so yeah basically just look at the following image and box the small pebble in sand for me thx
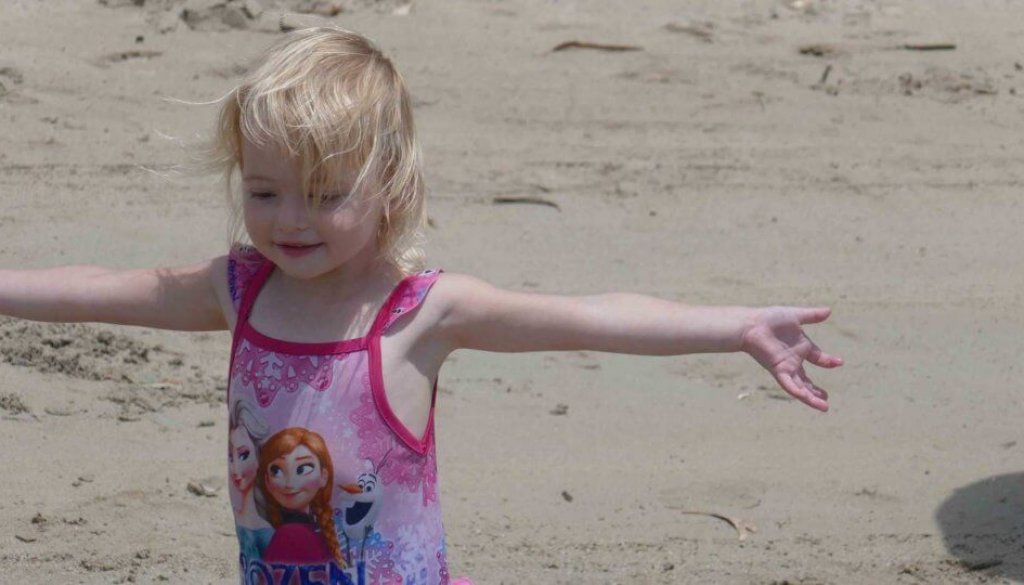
[296,0,345,17]
[187,481,220,497]
[221,5,250,30]
[561,490,573,502]
[242,0,263,19]
[549,403,569,416]
[72,474,95,487]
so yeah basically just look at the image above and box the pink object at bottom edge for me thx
[451,579,474,585]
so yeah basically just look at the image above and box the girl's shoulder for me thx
[386,271,498,343]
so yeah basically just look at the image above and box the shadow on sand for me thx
[935,472,1024,582]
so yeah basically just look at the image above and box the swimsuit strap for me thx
[226,256,275,406]
[233,258,276,340]
[227,245,266,313]
[368,268,444,338]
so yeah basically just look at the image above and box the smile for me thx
[275,243,322,257]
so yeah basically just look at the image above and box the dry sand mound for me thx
[98,0,412,33]
[0,318,225,419]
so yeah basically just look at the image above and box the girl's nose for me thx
[276,193,311,231]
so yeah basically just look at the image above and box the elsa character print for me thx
[229,399,274,564]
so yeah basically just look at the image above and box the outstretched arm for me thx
[0,257,229,331]
[430,273,842,411]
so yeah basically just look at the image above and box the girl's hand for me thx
[740,307,843,412]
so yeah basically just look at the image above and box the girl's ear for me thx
[376,210,388,241]
[375,196,391,243]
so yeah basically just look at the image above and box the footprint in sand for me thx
[0,66,25,101]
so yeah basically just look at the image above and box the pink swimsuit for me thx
[225,246,468,585]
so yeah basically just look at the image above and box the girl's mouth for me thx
[276,243,322,257]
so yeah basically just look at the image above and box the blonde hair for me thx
[210,27,426,274]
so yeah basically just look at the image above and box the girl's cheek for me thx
[325,204,366,226]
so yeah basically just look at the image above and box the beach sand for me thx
[1,0,1023,583]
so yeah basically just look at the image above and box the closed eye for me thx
[248,191,276,200]
[318,192,349,206]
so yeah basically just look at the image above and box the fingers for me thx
[798,306,832,325]
[776,371,829,412]
[798,368,829,401]
[806,342,844,368]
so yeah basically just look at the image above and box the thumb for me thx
[798,306,832,325]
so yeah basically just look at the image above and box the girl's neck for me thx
[275,257,401,304]
[251,256,402,344]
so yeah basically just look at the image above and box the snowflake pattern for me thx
[231,339,338,407]
[362,531,403,585]
[393,525,443,585]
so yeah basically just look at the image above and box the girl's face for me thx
[228,427,259,493]
[265,444,328,512]
[241,138,385,283]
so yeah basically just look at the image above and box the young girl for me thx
[0,27,842,585]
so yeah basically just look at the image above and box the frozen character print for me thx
[229,400,274,565]
[335,451,391,578]
[259,427,346,569]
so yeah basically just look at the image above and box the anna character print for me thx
[258,427,345,568]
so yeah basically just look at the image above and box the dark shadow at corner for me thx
[935,472,1024,582]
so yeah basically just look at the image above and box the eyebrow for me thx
[241,174,276,183]
[295,456,316,462]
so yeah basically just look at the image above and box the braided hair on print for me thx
[258,427,345,567]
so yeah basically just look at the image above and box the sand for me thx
[1,0,1023,583]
